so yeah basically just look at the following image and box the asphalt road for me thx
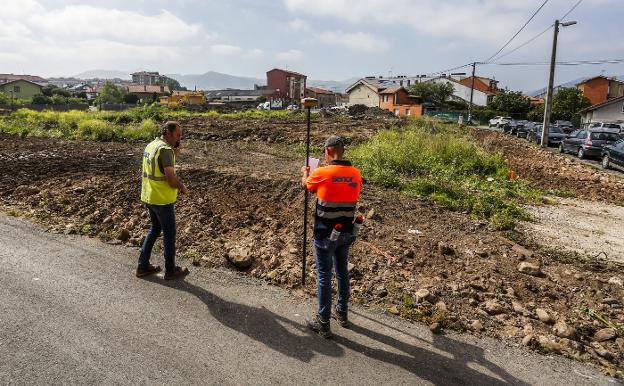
[0,215,620,386]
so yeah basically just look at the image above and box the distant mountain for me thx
[167,71,263,90]
[529,74,624,97]
[169,71,359,92]
[308,77,360,93]
[74,69,131,80]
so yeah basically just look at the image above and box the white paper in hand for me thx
[307,157,320,172]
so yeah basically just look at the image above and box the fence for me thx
[0,103,90,112]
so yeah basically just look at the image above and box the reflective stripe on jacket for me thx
[140,138,178,205]
[306,160,362,238]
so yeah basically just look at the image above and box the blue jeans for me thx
[314,233,356,321]
[138,203,176,272]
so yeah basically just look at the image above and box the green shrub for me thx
[350,118,542,226]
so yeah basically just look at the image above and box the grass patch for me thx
[0,106,305,142]
[0,108,160,142]
[350,117,544,229]
[5,208,22,217]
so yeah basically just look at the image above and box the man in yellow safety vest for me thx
[136,121,189,280]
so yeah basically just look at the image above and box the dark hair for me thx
[161,121,180,135]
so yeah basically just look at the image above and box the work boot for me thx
[332,308,350,328]
[306,314,332,339]
[136,264,161,278]
[164,266,190,280]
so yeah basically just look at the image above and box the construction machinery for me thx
[159,91,206,108]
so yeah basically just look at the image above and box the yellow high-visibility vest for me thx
[140,138,178,205]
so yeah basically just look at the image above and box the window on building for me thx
[622,102,624,113]
[383,95,389,103]
[407,80,411,86]
[406,109,411,116]
[13,86,20,93]
[394,109,399,116]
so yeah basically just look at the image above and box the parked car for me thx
[554,120,574,133]
[585,122,622,132]
[498,117,514,131]
[601,139,624,170]
[508,119,528,135]
[516,121,536,138]
[528,125,567,146]
[488,116,502,127]
[559,129,621,159]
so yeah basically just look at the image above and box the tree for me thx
[123,93,139,104]
[409,82,455,106]
[164,78,187,91]
[488,90,531,117]
[0,92,9,105]
[51,94,67,104]
[552,87,591,126]
[32,95,52,105]
[527,103,544,122]
[95,81,125,104]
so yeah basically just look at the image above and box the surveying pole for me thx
[468,62,476,124]
[541,20,577,147]
[301,97,318,286]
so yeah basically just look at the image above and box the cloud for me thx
[243,48,264,59]
[288,18,308,31]
[28,5,203,45]
[276,49,304,61]
[209,44,244,56]
[319,31,388,52]
[282,0,566,47]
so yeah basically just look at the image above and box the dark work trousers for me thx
[137,203,176,273]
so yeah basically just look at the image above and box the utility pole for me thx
[468,62,476,124]
[300,97,318,287]
[541,20,576,147]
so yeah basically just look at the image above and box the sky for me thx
[1,0,623,92]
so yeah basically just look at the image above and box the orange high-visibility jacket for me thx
[306,160,362,238]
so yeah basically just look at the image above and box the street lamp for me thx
[541,20,577,147]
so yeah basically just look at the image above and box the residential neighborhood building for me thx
[379,87,423,116]
[427,76,495,106]
[580,95,624,124]
[346,78,423,116]
[0,74,47,86]
[374,74,498,107]
[458,76,499,95]
[127,84,170,103]
[576,76,624,106]
[266,68,306,103]
[0,79,43,99]
[131,71,169,86]
[305,87,337,107]
[204,89,273,102]
[345,78,396,107]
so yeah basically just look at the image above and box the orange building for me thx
[576,76,624,106]
[458,76,499,94]
[379,87,423,117]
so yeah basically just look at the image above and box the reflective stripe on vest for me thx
[140,138,178,205]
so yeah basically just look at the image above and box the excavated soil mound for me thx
[472,128,624,204]
[1,119,623,377]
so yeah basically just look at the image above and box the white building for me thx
[580,96,624,124]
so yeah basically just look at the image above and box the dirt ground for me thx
[522,198,624,264]
[1,117,623,377]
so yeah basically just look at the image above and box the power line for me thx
[482,58,624,66]
[489,25,554,62]
[484,0,551,62]
[489,0,584,63]
[426,63,473,77]
[561,0,583,21]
